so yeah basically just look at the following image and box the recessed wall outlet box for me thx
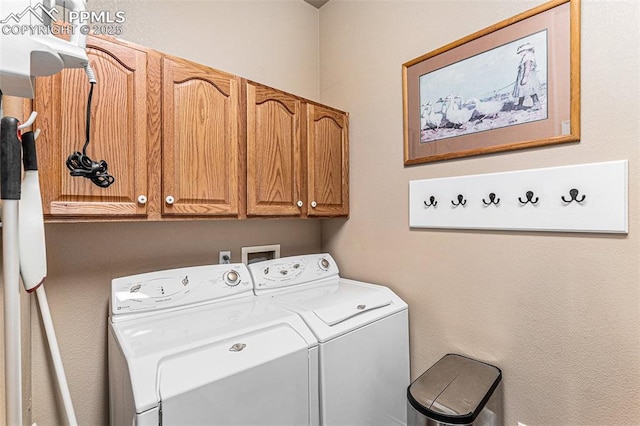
[219,251,231,264]
[241,244,280,265]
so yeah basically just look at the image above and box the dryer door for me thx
[158,324,316,425]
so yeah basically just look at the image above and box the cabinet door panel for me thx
[34,36,148,217]
[307,105,349,217]
[162,57,240,216]
[247,83,302,216]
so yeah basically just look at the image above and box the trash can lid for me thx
[407,354,502,424]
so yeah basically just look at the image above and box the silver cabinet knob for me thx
[297,200,303,208]
[165,195,175,205]
[137,195,147,205]
[311,201,318,208]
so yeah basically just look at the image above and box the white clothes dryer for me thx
[108,263,319,426]
[249,254,410,426]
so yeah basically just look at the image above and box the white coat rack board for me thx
[409,160,628,233]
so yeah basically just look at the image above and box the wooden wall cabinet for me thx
[34,35,149,218]
[306,104,349,217]
[33,35,347,221]
[247,82,303,216]
[161,55,242,217]
[247,82,349,217]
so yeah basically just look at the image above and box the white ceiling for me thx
[304,0,330,9]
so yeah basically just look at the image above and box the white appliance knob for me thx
[225,270,240,286]
[165,195,175,205]
[137,195,147,205]
[318,258,330,270]
[297,200,303,208]
[311,201,318,208]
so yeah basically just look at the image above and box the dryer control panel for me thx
[111,263,252,317]
[249,253,340,293]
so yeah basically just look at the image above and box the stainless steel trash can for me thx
[407,354,502,426]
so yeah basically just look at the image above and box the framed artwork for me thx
[402,0,580,165]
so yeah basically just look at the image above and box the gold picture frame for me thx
[402,0,580,165]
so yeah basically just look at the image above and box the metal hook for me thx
[451,194,467,207]
[424,196,437,208]
[518,190,539,205]
[482,192,500,206]
[561,188,586,204]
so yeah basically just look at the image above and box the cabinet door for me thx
[34,36,148,217]
[162,56,241,216]
[247,83,302,216]
[307,104,349,217]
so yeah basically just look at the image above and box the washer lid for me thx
[110,297,317,414]
[306,288,391,326]
[272,278,406,342]
[158,324,311,403]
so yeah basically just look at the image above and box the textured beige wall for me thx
[108,0,321,100]
[320,0,640,425]
[23,1,322,425]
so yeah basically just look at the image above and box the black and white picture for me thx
[419,30,548,143]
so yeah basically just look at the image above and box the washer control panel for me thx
[111,263,252,316]
[248,253,339,292]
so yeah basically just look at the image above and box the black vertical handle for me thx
[1,117,22,200]
[21,131,38,171]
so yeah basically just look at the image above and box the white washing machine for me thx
[249,254,410,426]
[108,262,320,426]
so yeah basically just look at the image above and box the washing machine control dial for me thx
[318,258,330,271]
[224,270,241,287]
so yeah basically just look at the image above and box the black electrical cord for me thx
[66,80,115,188]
